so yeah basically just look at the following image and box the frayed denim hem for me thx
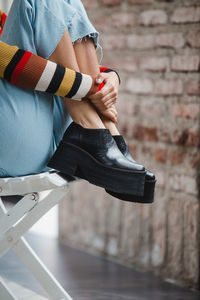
[72,33,103,64]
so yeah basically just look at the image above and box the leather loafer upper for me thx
[113,135,155,180]
[62,122,145,172]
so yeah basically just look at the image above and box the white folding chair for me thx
[0,171,74,300]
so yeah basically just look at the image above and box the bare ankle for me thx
[101,118,120,135]
[74,117,105,129]
[62,98,105,129]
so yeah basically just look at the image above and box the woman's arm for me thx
[0,41,100,100]
[0,9,6,36]
[0,10,120,105]
[88,66,120,115]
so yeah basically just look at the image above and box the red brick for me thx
[171,55,200,72]
[137,204,151,266]
[103,55,138,72]
[133,125,158,141]
[139,10,167,26]
[151,199,167,267]
[187,80,200,95]
[186,30,200,48]
[171,104,199,120]
[156,33,185,49]
[91,12,109,31]
[59,0,200,290]
[169,174,198,195]
[126,78,153,94]
[101,35,126,50]
[141,146,154,156]
[156,170,165,188]
[155,149,168,163]
[118,119,128,136]
[127,34,156,49]
[116,99,137,115]
[111,12,135,27]
[82,0,98,8]
[129,0,153,4]
[120,57,138,72]
[183,201,199,283]
[119,203,141,260]
[154,80,183,96]
[159,128,171,143]
[127,142,138,160]
[186,129,200,147]
[100,0,122,6]
[172,128,199,147]
[190,152,200,168]
[168,198,183,277]
[140,56,169,72]
[171,7,200,24]
[170,150,185,165]
[138,102,163,118]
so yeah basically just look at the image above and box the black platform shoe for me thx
[48,122,146,195]
[105,135,156,203]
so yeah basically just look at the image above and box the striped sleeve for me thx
[0,41,98,100]
[0,10,6,36]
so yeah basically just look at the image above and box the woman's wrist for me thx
[99,66,121,85]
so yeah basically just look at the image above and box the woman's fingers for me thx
[102,95,117,107]
[110,105,118,115]
[95,73,104,84]
[90,89,117,108]
[89,72,120,113]
[101,105,118,123]
[100,110,116,122]
[104,111,117,123]
[100,83,114,96]
[109,107,118,118]
[90,83,114,101]
[90,97,117,110]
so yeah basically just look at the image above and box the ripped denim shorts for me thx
[65,0,99,47]
[66,0,103,62]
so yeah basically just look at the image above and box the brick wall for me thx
[59,0,200,290]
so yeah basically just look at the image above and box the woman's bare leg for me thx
[49,29,105,129]
[73,37,120,136]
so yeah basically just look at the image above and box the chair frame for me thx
[0,171,73,300]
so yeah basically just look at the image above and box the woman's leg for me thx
[49,29,105,130]
[73,37,120,136]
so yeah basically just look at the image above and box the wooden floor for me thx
[0,233,199,300]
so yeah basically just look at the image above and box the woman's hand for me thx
[89,71,119,108]
[98,104,118,123]
[88,71,120,122]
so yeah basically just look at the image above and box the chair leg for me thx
[0,188,68,258]
[0,188,73,300]
[0,277,18,300]
[0,193,39,236]
[13,237,73,300]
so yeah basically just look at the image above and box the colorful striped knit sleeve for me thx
[0,41,98,100]
[0,10,6,36]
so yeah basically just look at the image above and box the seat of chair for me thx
[0,171,69,196]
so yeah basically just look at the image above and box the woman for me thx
[0,0,155,202]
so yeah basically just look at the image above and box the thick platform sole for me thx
[48,142,146,195]
[57,171,156,204]
[105,179,156,203]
